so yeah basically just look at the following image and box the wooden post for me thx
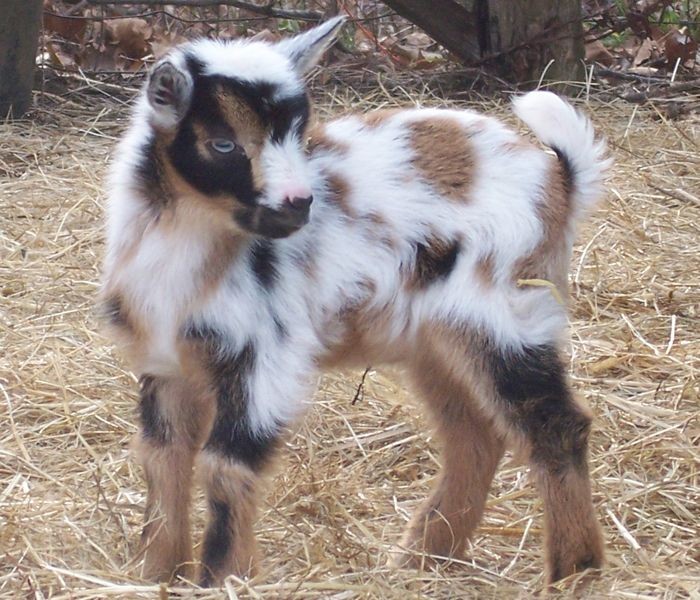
[0,0,44,118]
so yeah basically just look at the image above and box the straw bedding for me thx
[0,77,698,598]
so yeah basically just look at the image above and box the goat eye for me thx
[209,139,238,154]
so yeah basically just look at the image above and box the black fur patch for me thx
[269,92,310,143]
[168,112,257,203]
[412,238,460,288]
[101,294,129,329]
[487,343,589,471]
[273,315,287,339]
[136,136,171,208]
[200,499,231,586]
[138,376,171,445]
[250,240,278,289]
[489,344,566,404]
[552,145,574,197]
[186,328,278,470]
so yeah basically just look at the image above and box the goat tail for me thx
[512,91,612,218]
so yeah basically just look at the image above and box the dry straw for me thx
[1,70,698,599]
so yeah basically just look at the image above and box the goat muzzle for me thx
[234,198,312,239]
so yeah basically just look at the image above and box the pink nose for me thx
[285,195,313,211]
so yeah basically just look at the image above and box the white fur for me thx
[512,91,612,216]
[188,39,304,99]
[258,126,313,210]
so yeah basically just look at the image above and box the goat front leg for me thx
[135,375,214,582]
[197,441,276,587]
[194,340,287,587]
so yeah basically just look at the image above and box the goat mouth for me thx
[233,204,309,239]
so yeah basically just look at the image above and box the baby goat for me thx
[101,16,609,587]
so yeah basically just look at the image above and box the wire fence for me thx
[37,1,700,102]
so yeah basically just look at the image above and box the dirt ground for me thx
[1,76,698,599]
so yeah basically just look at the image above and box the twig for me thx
[86,0,323,21]
[596,67,669,82]
[646,180,700,207]
[621,78,700,102]
[66,0,90,16]
[351,367,372,405]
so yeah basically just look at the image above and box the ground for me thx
[0,77,698,599]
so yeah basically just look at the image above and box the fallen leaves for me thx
[105,18,153,60]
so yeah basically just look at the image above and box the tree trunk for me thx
[487,0,585,85]
[381,0,486,63]
[381,0,584,87]
[0,0,44,118]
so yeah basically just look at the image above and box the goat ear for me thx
[146,61,193,129]
[276,16,346,75]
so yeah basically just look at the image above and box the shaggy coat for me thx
[101,17,610,587]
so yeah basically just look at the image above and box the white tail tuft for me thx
[512,91,612,216]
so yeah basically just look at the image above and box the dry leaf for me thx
[43,11,88,43]
[150,30,188,60]
[633,37,656,66]
[45,41,77,69]
[626,65,659,75]
[586,38,615,66]
[78,44,120,72]
[589,356,624,375]
[404,32,432,49]
[664,28,698,67]
[250,28,280,43]
[105,18,153,60]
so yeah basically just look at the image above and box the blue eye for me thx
[210,139,238,154]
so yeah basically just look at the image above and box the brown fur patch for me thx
[319,278,410,367]
[361,109,402,129]
[197,233,245,303]
[214,89,267,190]
[135,136,177,210]
[408,118,474,202]
[501,138,535,154]
[537,463,605,583]
[214,89,267,152]
[365,211,387,227]
[406,236,460,290]
[307,125,350,156]
[362,211,397,250]
[513,157,573,298]
[98,286,150,369]
[324,171,356,219]
[475,253,496,288]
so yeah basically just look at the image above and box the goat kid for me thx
[101,16,609,587]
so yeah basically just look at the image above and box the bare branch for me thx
[85,0,323,21]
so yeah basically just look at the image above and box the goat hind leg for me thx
[395,357,505,567]
[488,343,604,583]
